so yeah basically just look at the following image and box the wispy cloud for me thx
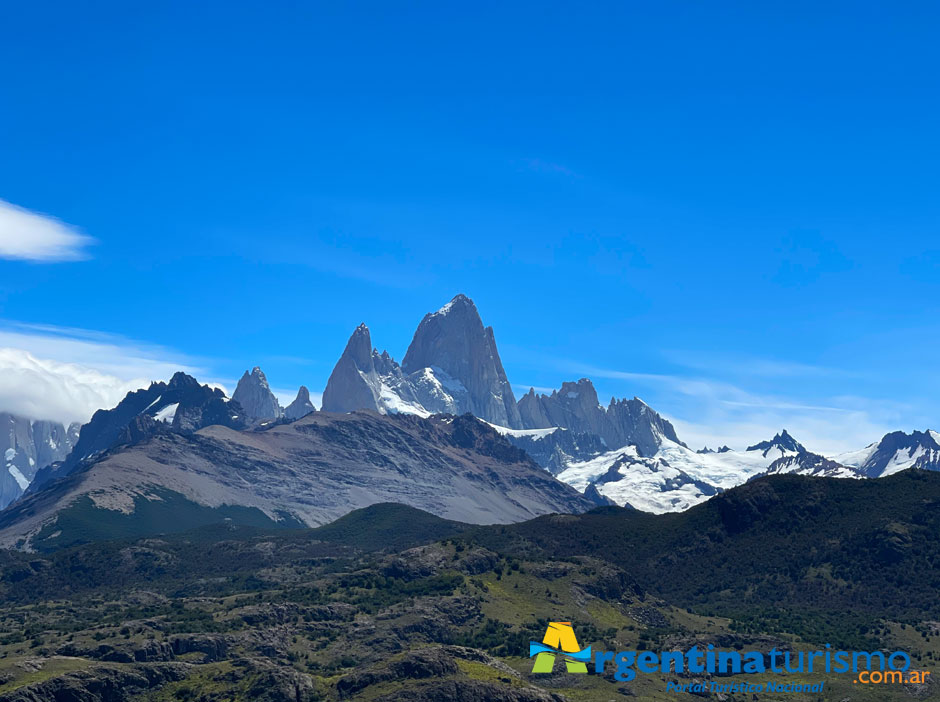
[0,199,95,262]
[517,158,581,178]
[537,356,901,455]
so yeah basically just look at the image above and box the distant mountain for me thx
[0,414,78,509]
[322,295,523,427]
[517,378,685,456]
[232,366,283,422]
[284,385,316,420]
[557,445,721,513]
[833,429,940,478]
[28,372,245,493]
[0,411,594,550]
[746,429,805,456]
[763,450,862,479]
[492,425,608,475]
[549,429,810,512]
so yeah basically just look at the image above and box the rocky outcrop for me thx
[0,414,77,509]
[402,295,522,428]
[284,386,316,420]
[0,662,191,702]
[232,367,282,422]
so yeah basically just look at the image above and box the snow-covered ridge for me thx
[484,422,560,440]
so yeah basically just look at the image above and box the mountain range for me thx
[1,293,938,541]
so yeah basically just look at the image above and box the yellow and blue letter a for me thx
[530,621,589,673]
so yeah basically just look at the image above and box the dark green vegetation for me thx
[0,474,938,700]
[468,470,940,651]
[29,490,305,552]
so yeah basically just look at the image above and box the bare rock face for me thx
[321,324,380,414]
[284,386,316,420]
[402,295,522,428]
[321,324,427,416]
[232,367,283,422]
[517,378,685,457]
[0,414,76,509]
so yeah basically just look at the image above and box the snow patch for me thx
[484,421,559,440]
[881,446,926,477]
[831,443,878,469]
[154,402,179,423]
[377,383,432,418]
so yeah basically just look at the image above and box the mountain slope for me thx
[0,412,593,550]
[467,469,940,635]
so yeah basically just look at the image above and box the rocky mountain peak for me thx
[343,323,375,369]
[557,378,599,405]
[842,429,940,478]
[321,325,383,414]
[401,295,522,428]
[232,367,282,422]
[518,383,684,457]
[285,386,316,420]
[747,429,805,455]
[28,373,245,493]
[168,371,200,390]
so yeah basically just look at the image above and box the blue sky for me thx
[1,1,938,452]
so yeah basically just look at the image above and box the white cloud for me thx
[0,199,95,262]
[0,323,208,425]
[0,349,147,426]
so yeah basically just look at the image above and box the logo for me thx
[529,621,591,674]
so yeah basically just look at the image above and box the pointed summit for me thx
[746,429,805,456]
[321,325,382,414]
[285,385,316,420]
[232,367,282,422]
[402,294,522,428]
